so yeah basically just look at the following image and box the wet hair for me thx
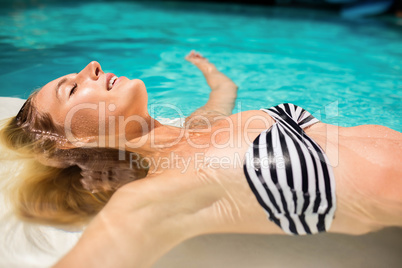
[0,90,149,229]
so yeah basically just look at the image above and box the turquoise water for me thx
[0,1,401,130]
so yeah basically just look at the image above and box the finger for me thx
[185,50,195,58]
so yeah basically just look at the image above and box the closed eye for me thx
[69,83,78,97]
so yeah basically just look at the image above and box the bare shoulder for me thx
[212,110,275,129]
[185,109,274,130]
[184,109,227,129]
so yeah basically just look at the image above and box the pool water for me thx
[0,0,401,131]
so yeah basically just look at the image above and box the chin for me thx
[118,79,148,115]
[120,78,146,95]
[132,78,146,92]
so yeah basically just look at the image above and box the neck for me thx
[126,123,185,152]
[97,113,178,150]
[108,114,187,160]
[124,113,162,141]
[98,116,209,175]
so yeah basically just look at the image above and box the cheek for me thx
[66,107,101,138]
[66,106,122,138]
[77,87,103,103]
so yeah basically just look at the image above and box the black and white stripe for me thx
[243,103,336,235]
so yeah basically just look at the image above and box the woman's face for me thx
[34,61,148,141]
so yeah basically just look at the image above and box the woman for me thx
[1,51,401,267]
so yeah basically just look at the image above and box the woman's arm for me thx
[52,172,221,268]
[184,51,238,128]
[53,197,180,267]
[52,208,166,268]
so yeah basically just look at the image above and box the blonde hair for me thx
[0,91,149,229]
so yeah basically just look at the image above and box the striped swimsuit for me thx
[243,103,336,235]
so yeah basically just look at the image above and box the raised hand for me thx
[185,50,216,74]
[184,50,238,128]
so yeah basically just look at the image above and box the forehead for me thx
[37,73,75,100]
[34,74,73,115]
[40,73,74,94]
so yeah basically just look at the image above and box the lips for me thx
[106,73,117,91]
[114,76,125,86]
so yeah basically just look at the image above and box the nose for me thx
[80,61,102,80]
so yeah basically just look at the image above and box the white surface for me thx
[0,97,401,268]
[0,97,26,120]
[0,97,82,268]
